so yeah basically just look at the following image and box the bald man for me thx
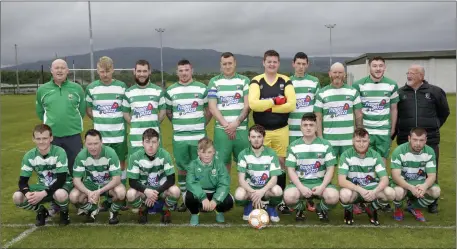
[36,59,86,175]
[395,64,449,213]
[314,62,363,157]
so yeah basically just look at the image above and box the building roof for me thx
[345,50,456,65]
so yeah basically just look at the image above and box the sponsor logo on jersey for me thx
[404,169,425,181]
[92,172,110,185]
[42,170,55,186]
[250,173,269,186]
[96,102,120,114]
[147,173,160,187]
[363,99,387,111]
[298,161,321,176]
[351,175,374,186]
[296,95,312,108]
[220,93,241,107]
[328,103,350,117]
[177,101,198,115]
[133,103,154,118]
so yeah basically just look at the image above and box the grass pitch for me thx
[0,94,455,248]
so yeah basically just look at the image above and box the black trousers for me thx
[185,191,234,214]
[52,134,83,175]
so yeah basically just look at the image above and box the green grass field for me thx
[1,94,455,248]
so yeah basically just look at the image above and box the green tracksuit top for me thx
[186,157,231,204]
[36,79,86,137]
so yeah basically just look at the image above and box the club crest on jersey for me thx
[328,103,350,117]
[147,174,160,187]
[351,175,374,186]
[425,93,431,99]
[194,93,199,98]
[211,169,217,175]
[220,93,241,107]
[345,95,351,100]
[317,153,323,159]
[236,85,241,90]
[133,103,154,118]
[298,161,321,176]
[363,99,387,111]
[116,95,120,99]
[177,101,198,116]
[96,102,120,114]
[251,173,268,186]
[384,92,389,96]
[68,93,73,100]
[280,84,284,90]
[296,95,312,108]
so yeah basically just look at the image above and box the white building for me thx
[345,50,456,93]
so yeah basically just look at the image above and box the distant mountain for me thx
[3,47,351,73]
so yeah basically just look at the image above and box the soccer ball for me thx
[248,209,270,229]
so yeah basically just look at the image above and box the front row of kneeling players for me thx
[14,112,441,226]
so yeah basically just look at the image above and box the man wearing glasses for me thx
[393,64,449,214]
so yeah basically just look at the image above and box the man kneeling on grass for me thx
[13,124,72,226]
[234,124,283,222]
[69,129,126,224]
[338,128,395,226]
[185,138,233,226]
[126,128,180,224]
[390,127,441,222]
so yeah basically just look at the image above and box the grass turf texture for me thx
[1,94,455,248]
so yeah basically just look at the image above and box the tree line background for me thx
[0,69,333,89]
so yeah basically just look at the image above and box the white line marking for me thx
[1,223,455,229]
[3,226,38,249]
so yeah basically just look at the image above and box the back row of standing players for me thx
[20,50,442,226]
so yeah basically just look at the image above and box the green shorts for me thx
[352,184,378,203]
[27,183,73,202]
[390,181,439,199]
[106,141,128,161]
[83,180,112,198]
[214,128,249,165]
[369,135,391,158]
[333,146,352,158]
[285,181,337,199]
[172,140,198,171]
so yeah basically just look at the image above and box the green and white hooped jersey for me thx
[352,76,399,136]
[285,137,336,184]
[73,145,121,186]
[338,147,387,188]
[237,146,282,189]
[207,73,249,130]
[288,74,320,137]
[86,80,127,144]
[127,148,175,188]
[165,81,208,142]
[390,142,436,183]
[314,84,362,147]
[123,83,165,148]
[20,145,70,186]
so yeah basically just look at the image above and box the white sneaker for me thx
[270,215,280,223]
[243,215,249,221]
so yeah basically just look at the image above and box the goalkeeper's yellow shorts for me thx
[264,125,289,158]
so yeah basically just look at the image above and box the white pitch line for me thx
[1,223,455,229]
[3,226,38,249]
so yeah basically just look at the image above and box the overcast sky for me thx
[1,1,455,67]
